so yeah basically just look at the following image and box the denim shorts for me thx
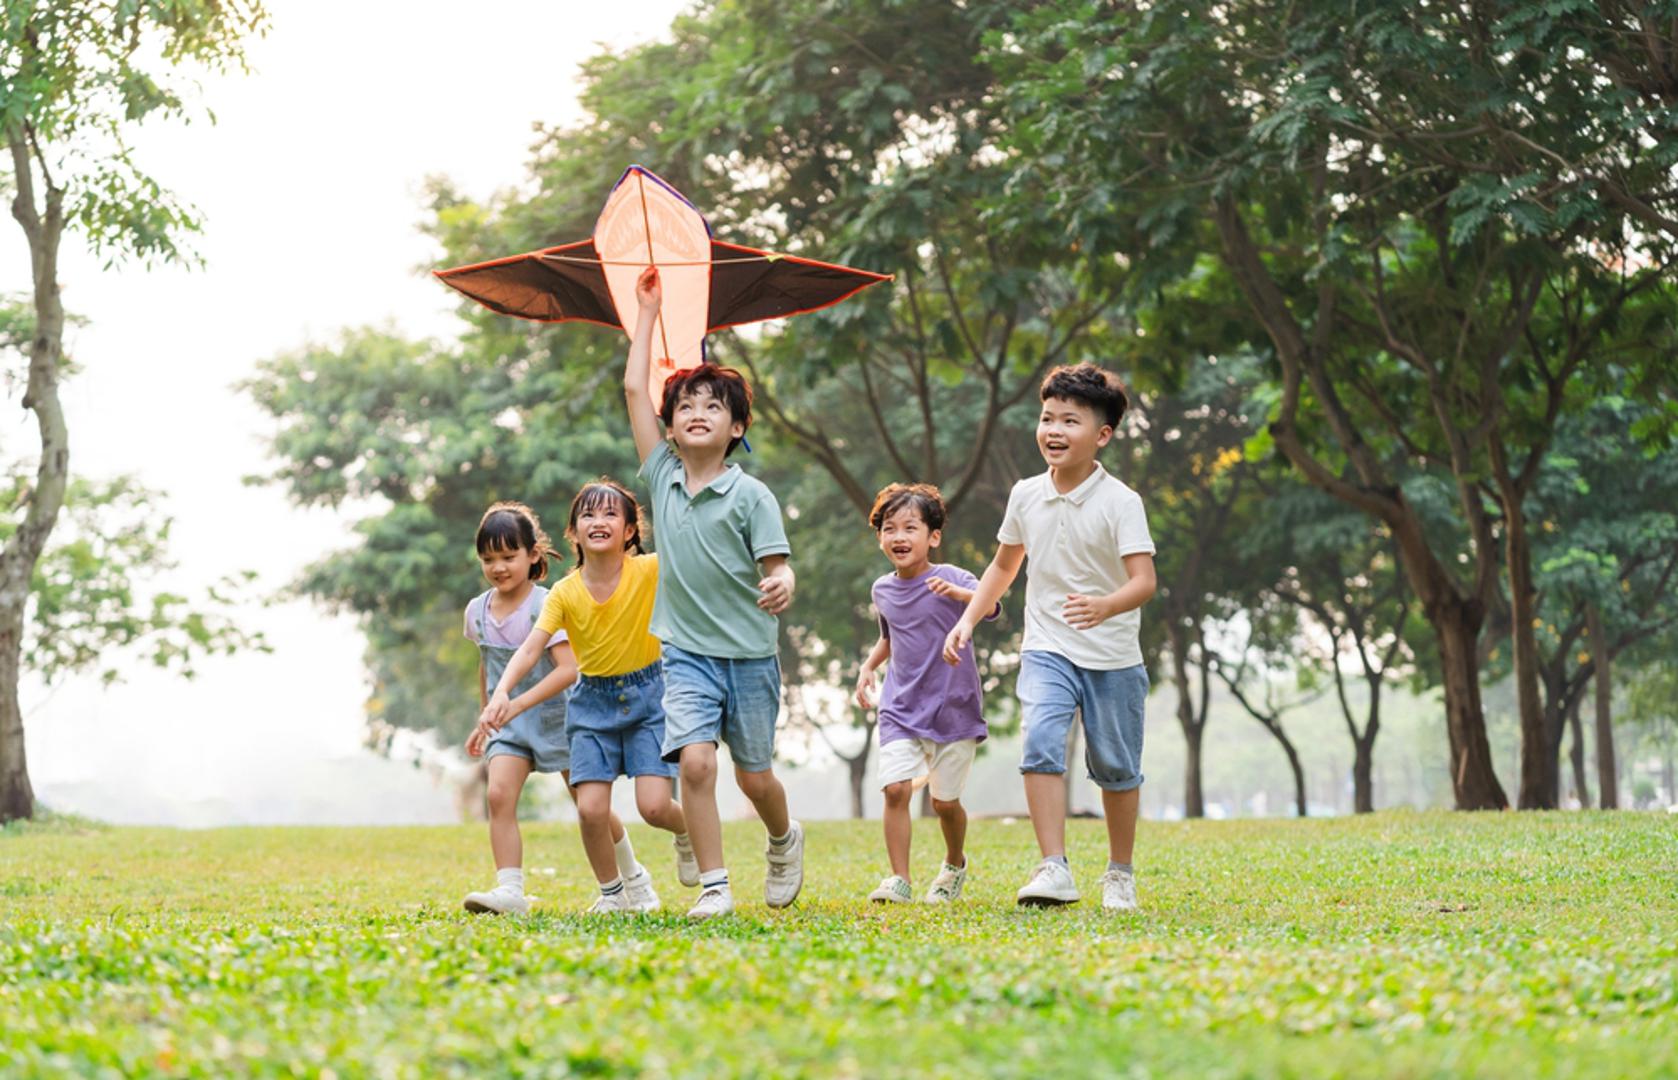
[485,705,571,774]
[565,662,677,784]
[659,643,781,772]
[1017,651,1148,792]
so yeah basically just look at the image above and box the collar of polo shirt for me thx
[1040,462,1109,506]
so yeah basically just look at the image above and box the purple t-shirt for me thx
[873,564,996,745]
[463,586,556,650]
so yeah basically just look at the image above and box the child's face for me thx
[670,385,744,456]
[1037,395,1112,469]
[480,544,539,593]
[576,498,634,562]
[877,506,941,575]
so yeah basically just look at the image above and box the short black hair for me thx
[475,502,552,583]
[659,364,753,456]
[868,482,947,532]
[1040,363,1128,428]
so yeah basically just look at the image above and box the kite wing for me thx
[434,165,892,407]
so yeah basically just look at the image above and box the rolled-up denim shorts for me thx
[659,643,781,772]
[565,662,677,784]
[1018,650,1147,792]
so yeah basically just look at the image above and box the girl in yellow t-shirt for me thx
[482,479,696,914]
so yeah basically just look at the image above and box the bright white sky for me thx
[5,0,692,824]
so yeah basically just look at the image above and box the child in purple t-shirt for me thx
[854,483,998,904]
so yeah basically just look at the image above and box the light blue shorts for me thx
[485,702,571,774]
[565,663,676,784]
[659,643,781,773]
[1018,651,1147,792]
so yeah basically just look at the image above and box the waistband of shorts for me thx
[577,661,663,691]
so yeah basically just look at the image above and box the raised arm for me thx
[942,542,1025,664]
[623,266,665,463]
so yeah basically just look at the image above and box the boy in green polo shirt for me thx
[622,267,804,921]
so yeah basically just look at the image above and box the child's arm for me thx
[623,267,665,464]
[1064,552,1157,629]
[477,658,488,711]
[757,554,796,615]
[501,639,580,719]
[854,635,891,709]
[480,626,555,730]
[926,576,1002,619]
[942,542,1025,665]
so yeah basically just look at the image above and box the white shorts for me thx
[876,737,978,802]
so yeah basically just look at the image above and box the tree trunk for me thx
[1,134,71,825]
[1276,726,1307,817]
[1431,604,1509,809]
[1586,603,1617,810]
[1352,735,1374,814]
[847,750,868,820]
[1500,503,1553,808]
[1566,696,1590,809]
[1168,620,1206,818]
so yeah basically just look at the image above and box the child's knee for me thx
[932,796,964,817]
[635,790,671,821]
[486,781,521,816]
[882,781,914,807]
[680,746,717,788]
[734,766,777,801]
[575,787,611,824]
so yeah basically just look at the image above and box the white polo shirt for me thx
[997,464,1155,670]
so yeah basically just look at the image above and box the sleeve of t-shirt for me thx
[951,566,1002,622]
[533,585,567,637]
[996,480,1028,546]
[746,487,792,561]
[462,597,479,644]
[873,581,890,642]
[1116,490,1157,557]
[637,439,675,489]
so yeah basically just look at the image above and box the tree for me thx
[0,2,267,821]
[995,0,1678,809]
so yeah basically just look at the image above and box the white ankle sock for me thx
[599,875,624,897]
[496,867,524,894]
[613,831,638,878]
[699,869,729,891]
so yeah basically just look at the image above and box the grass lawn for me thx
[2,811,1675,1078]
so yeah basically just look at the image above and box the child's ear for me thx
[929,528,943,549]
[1096,424,1114,448]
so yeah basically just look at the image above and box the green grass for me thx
[2,812,1675,1078]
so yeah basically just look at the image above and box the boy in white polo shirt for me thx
[944,363,1157,911]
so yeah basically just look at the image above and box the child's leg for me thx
[562,770,628,847]
[881,781,914,879]
[634,775,688,836]
[733,765,791,838]
[932,797,968,867]
[1023,773,1068,859]
[574,781,621,885]
[486,755,533,869]
[1102,787,1139,864]
[679,743,725,873]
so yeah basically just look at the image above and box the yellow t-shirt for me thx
[534,552,662,676]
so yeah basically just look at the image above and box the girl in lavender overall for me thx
[460,502,642,915]
[854,483,999,903]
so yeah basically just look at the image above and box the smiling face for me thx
[478,543,541,595]
[670,384,746,456]
[877,505,941,577]
[1037,395,1113,470]
[567,484,641,567]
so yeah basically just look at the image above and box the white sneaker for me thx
[623,866,660,912]
[1016,859,1080,906]
[586,890,631,915]
[764,820,805,909]
[686,886,735,921]
[868,874,912,903]
[1100,867,1138,911]
[463,884,528,915]
[674,834,700,888]
[925,861,968,904]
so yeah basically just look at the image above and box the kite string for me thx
[635,171,675,366]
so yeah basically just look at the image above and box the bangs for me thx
[476,510,532,555]
[574,484,630,519]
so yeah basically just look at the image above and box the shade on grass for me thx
[2,813,1675,1077]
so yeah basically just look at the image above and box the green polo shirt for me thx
[639,440,791,659]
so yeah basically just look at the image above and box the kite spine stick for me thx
[636,171,675,368]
